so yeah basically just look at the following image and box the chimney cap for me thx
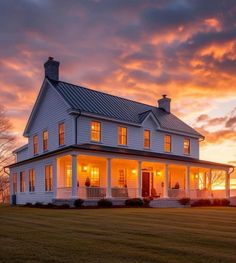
[162,94,167,98]
[48,56,54,60]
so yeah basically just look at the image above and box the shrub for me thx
[221,199,230,206]
[58,204,70,209]
[191,199,211,207]
[143,197,153,207]
[125,198,144,207]
[74,199,84,208]
[212,199,221,206]
[178,197,190,206]
[46,203,55,208]
[34,202,44,208]
[24,202,33,207]
[97,198,113,208]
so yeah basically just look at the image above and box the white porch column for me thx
[163,163,169,198]
[52,158,57,199]
[138,161,142,198]
[225,171,230,198]
[208,169,212,191]
[106,158,112,198]
[71,154,78,198]
[185,166,190,197]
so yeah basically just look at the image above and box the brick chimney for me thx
[158,95,171,113]
[44,57,60,80]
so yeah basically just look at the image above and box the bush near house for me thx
[125,198,144,207]
[74,199,84,208]
[191,199,211,207]
[178,197,191,206]
[97,198,113,208]
[191,198,230,207]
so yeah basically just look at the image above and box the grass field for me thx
[0,206,236,263]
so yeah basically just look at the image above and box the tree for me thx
[0,106,15,203]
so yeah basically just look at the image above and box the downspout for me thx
[73,109,81,145]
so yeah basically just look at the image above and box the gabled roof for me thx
[48,78,203,138]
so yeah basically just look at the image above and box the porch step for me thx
[150,198,186,208]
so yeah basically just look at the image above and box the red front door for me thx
[142,172,150,197]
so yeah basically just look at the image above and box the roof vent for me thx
[44,57,60,81]
[158,94,171,113]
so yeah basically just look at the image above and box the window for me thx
[164,135,171,152]
[90,167,100,187]
[20,171,25,192]
[184,138,190,154]
[58,123,65,146]
[43,130,48,151]
[33,135,38,155]
[29,169,35,192]
[66,165,72,187]
[144,130,150,148]
[118,126,127,145]
[13,172,17,193]
[91,121,101,142]
[45,165,53,191]
[118,169,127,188]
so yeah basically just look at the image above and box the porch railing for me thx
[111,187,138,198]
[168,189,185,198]
[57,187,72,199]
[78,187,106,199]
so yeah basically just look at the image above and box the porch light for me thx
[156,171,161,176]
[82,165,88,172]
[132,169,137,174]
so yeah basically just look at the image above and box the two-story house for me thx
[8,57,234,206]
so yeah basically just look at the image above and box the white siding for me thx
[77,115,199,158]
[28,83,74,157]
[15,146,29,162]
[11,156,56,204]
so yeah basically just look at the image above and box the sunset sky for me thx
[0,0,236,167]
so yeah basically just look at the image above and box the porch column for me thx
[225,171,230,198]
[163,163,169,198]
[106,158,112,198]
[185,166,190,197]
[52,158,57,199]
[208,169,212,191]
[71,154,78,198]
[138,161,142,198]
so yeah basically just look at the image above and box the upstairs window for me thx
[90,167,100,187]
[20,171,25,192]
[144,130,150,148]
[13,172,17,193]
[164,135,171,152]
[43,130,48,151]
[29,169,35,192]
[58,123,65,146]
[184,138,190,154]
[91,121,101,142]
[33,135,38,155]
[118,126,127,145]
[45,165,53,192]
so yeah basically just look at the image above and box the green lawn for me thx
[0,206,236,263]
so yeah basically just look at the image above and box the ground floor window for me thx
[20,171,25,192]
[13,172,17,193]
[45,165,53,191]
[29,169,35,192]
[66,165,72,187]
[90,167,100,187]
[118,169,127,188]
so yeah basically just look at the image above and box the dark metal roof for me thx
[8,143,233,169]
[48,78,203,138]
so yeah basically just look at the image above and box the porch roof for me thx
[8,143,234,170]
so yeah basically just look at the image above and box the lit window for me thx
[45,165,53,191]
[66,165,72,187]
[164,135,171,152]
[118,169,127,188]
[144,130,150,148]
[118,126,127,145]
[29,169,35,192]
[58,123,65,146]
[33,135,38,155]
[91,121,101,142]
[43,130,48,151]
[13,172,17,193]
[90,167,100,187]
[20,171,25,192]
[183,138,190,154]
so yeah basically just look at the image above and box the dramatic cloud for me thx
[0,0,236,165]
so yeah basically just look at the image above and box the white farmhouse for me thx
[8,57,234,206]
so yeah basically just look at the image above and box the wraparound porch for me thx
[54,152,231,200]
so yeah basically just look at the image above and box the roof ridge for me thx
[47,77,158,111]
